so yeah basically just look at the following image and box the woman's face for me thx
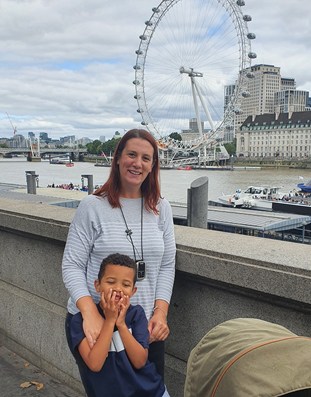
[117,137,154,196]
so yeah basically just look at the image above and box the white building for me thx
[236,111,311,159]
[225,64,311,155]
[180,118,210,142]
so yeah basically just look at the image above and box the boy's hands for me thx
[101,289,130,326]
[116,293,130,328]
[101,289,120,322]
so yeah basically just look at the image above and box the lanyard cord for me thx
[119,197,144,261]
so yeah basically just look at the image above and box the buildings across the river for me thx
[236,110,311,159]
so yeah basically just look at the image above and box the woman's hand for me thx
[148,308,170,343]
[82,306,104,349]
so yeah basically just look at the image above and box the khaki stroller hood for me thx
[184,318,311,397]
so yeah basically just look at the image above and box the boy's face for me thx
[95,264,137,302]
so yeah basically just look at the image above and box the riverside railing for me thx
[0,197,310,397]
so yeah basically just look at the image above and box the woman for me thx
[62,129,176,389]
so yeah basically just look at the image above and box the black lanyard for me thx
[120,197,144,261]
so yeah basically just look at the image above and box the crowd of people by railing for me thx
[281,191,311,206]
[47,182,92,192]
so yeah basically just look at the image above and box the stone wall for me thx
[0,198,310,397]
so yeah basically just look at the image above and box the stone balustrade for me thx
[0,198,310,397]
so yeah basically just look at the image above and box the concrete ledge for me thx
[175,228,311,305]
[1,197,311,397]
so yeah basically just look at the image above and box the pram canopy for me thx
[184,318,311,397]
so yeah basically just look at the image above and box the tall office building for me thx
[235,64,282,128]
[280,77,296,90]
[274,89,309,113]
[225,64,311,139]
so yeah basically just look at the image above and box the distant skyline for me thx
[0,0,310,140]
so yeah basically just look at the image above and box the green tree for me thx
[224,139,236,156]
[86,140,103,155]
[101,137,121,155]
[169,132,182,141]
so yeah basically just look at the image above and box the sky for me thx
[0,0,310,141]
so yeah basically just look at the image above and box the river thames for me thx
[0,158,311,203]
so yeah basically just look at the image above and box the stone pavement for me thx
[0,346,84,397]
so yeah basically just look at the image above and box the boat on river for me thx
[50,157,71,165]
[218,185,290,211]
[297,179,311,193]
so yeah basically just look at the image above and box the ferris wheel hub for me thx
[179,66,203,77]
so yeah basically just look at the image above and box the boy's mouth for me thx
[114,292,121,301]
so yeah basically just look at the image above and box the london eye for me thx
[133,0,256,162]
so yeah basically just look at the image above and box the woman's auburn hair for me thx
[93,129,161,214]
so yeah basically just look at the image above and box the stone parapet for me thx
[0,198,310,397]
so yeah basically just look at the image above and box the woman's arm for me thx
[76,296,104,348]
[62,197,103,346]
[148,299,169,342]
[148,200,176,341]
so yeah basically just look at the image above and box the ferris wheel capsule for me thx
[247,33,256,40]
[248,52,257,59]
[243,15,252,22]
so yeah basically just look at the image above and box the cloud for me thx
[0,0,310,140]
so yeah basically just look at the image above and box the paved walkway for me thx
[0,346,84,397]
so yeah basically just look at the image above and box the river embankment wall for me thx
[0,197,310,397]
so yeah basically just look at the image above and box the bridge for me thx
[0,147,88,157]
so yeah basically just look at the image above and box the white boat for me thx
[218,186,289,211]
[50,157,71,165]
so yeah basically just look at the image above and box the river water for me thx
[1,158,311,204]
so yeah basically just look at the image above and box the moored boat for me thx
[297,179,311,193]
[218,185,290,211]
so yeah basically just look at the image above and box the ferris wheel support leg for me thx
[194,80,215,131]
[190,77,203,136]
[191,77,207,164]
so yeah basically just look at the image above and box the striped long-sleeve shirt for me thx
[62,194,176,320]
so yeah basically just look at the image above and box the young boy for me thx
[69,253,170,397]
